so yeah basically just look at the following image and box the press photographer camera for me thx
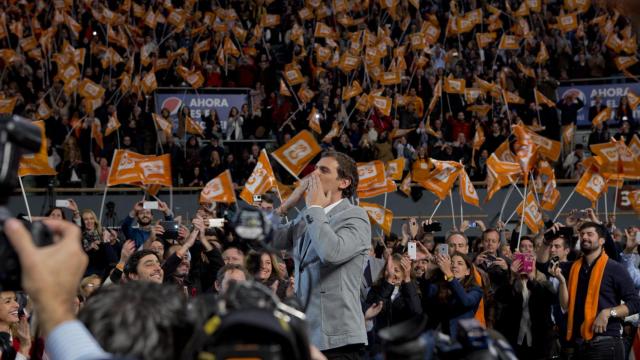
[0,115,54,291]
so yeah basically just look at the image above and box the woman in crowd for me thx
[58,136,86,187]
[420,252,483,338]
[0,291,31,358]
[226,107,244,141]
[81,209,118,279]
[364,254,422,357]
[79,275,103,301]
[245,250,289,300]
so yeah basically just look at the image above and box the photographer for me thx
[121,200,174,248]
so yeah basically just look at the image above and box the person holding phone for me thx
[419,252,482,338]
[363,254,422,358]
[80,209,119,279]
[122,200,174,248]
[498,237,555,360]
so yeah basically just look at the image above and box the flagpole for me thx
[604,191,608,220]
[169,185,173,212]
[552,187,576,222]
[498,183,515,223]
[530,173,541,207]
[98,186,109,225]
[613,179,621,220]
[517,183,527,250]
[428,200,443,222]
[17,177,32,222]
[449,191,456,230]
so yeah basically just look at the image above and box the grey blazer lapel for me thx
[300,199,350,262]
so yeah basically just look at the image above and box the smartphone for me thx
[55,199,70,208]
[436,243,449,256]
[408,241,417,260]
[469,221,477,228]
[550,256,560,268]
[143,201,159,210]
[253,195,262,203]
[208,218,225,228]
[423,221,442,233]
[576,209,588,219]
[160,220,180,240]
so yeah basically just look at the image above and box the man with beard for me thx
[551,222,640,360]
[124,250,164,283]
[122,200,174,248]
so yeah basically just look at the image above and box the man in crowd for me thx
[214,264,250,294]
[124,249,164,284]
[272,151,371,358]
[553,222,640,359]
[122,200,174,248]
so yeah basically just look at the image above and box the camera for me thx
[160,220,180,240]
[423,221,442,233]
[0,115,55,291]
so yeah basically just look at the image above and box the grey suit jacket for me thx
[360,256,385,304]
[271,199,371,351]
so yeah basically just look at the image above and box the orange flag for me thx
[308,107,322,134]
[576,167,607,203]
[499,34,520,50]
[240,150,277,204]
[527,129,561,161]
[92,121,104,149]
[283,67,304,85]
[138,154,172,186]
[314,22,334,38]
[36,101,52,120]
[540,177,560,211]
[271,130,321,176]
[385,158,405,181]
[614,56,638,71]
[473,125,485,150]
[427,80,442,114]
[534,89,556,107]
[516,192,543,233]
[0,97,17,114]
[153,113,173,138]
[342,80,363,100]
[592,107,613,127]
[107,150,172,187]
[562,124,575,146]
[357,161,387,190]
[557,12,578,32]
[360,202,394,235]
[486,154,521,202]
[371,95,392,116]
[78,79,105,99]
[185,116,204,136]
[444,76,466,94]
[200,170,236,204]
[142,71,158,94]
[105,113,121,137]
[399,173,412,196]
[591,139,640,180]
[18,121,57,177]
[459,169,480,207]
[358,178,397,199]
[476,32,497,48]
[513,123,538,175]
[536,42,550,64]
[412,159,431,183]
[503,90,525,104]
[417,159,463,200]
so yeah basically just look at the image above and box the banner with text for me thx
[557,82,640,127]
[154,88,250,134]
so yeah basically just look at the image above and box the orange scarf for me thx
[472,266,486,328]
[566,252,609,341]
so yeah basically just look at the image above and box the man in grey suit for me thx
[272,151,371,359]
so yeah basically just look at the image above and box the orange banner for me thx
[357,177,397,199]
[417,159,463,200]
[459,169,479,207]
[516,192,543,233]
[18,121,57,177]
[360,202,394,235]
[385,158,405,181]
[200,170,236,204]
[240,150,276,204]
[357,161,387,190]
[271,130,321,176]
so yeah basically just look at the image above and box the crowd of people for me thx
[2,163,640,359]
[2,0,639,190]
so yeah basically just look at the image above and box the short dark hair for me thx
[578,222,606,239]
[78,282,191,360]
[482,228,500,241]
[321,151,358,199]
[124,250,161,276]
[260,193,275,205]
[550,236,570,249]
[215,263,251,285]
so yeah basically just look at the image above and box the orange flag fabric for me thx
[516,192,543,233]
[200,170,236,204]
[417,159,463,200]
[534,89,556,107]
[92,121,104,149]
[185,116,205,136]
[342,81,363,100]
[459,169,480,207]
[576,167,607,203]
[371,95,392,116]
[385,158,405,181]
[473,125,485,150]
[358,177,397,199]
[105,114,121,137]
[18,121,57,177]
[360,202,394,235]
[108,150,172,187]
[78,79,105,99]
[499,34,520,50]
[527,129,561,161]
[153,114,173,138]
[271,130,321,176]
[0,98,17,114]
[240,150,277,204]
[412,159,431,183]
[358,160,387,189]
[592,108,613,127]
[308,107,322,134]
[444,76,466,94]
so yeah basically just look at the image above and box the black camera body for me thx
[0,115,54,291]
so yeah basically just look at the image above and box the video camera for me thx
[0,115,54,291]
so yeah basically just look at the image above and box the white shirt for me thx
[309,198,344,214]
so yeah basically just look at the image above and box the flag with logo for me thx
[153,113,173,138]
[540,176,560,211]
[473,125,485,150]
[591,139,640,180]
[557,12,578,32]
[503,90,525,105]
[534,89,556,107]
[342,80,363,100]
[498,34,520,50]
[486,154,521,202]
[105,113,121,137]
[417,159,463,200]
[459,168,479,207]
[18,121,57,177]
[516,192,543,233]
[0,97,17,114]
[107,150,149,186]
[308,107,322,134]
[412,159,430,183]
[200,170,236,204]
[399,172,412,196]
[444,76,466,94]
[371,95,392,116]
[526,128,561,161]
[92,121,104,149]
[138,154,172,186]
[78,79,105,99]
[357,161,387,191]
[592,107,613,127]
[576,166,607,203]
[360,202,393,235]
[240,150,277,204]
[385,158,405,181]
[271,130,321,176]
[186,116,205,136]
[358,177,397,199]
[513,123,538,175]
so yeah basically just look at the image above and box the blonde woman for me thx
[79,274,103,300]
[81,209,118,278]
